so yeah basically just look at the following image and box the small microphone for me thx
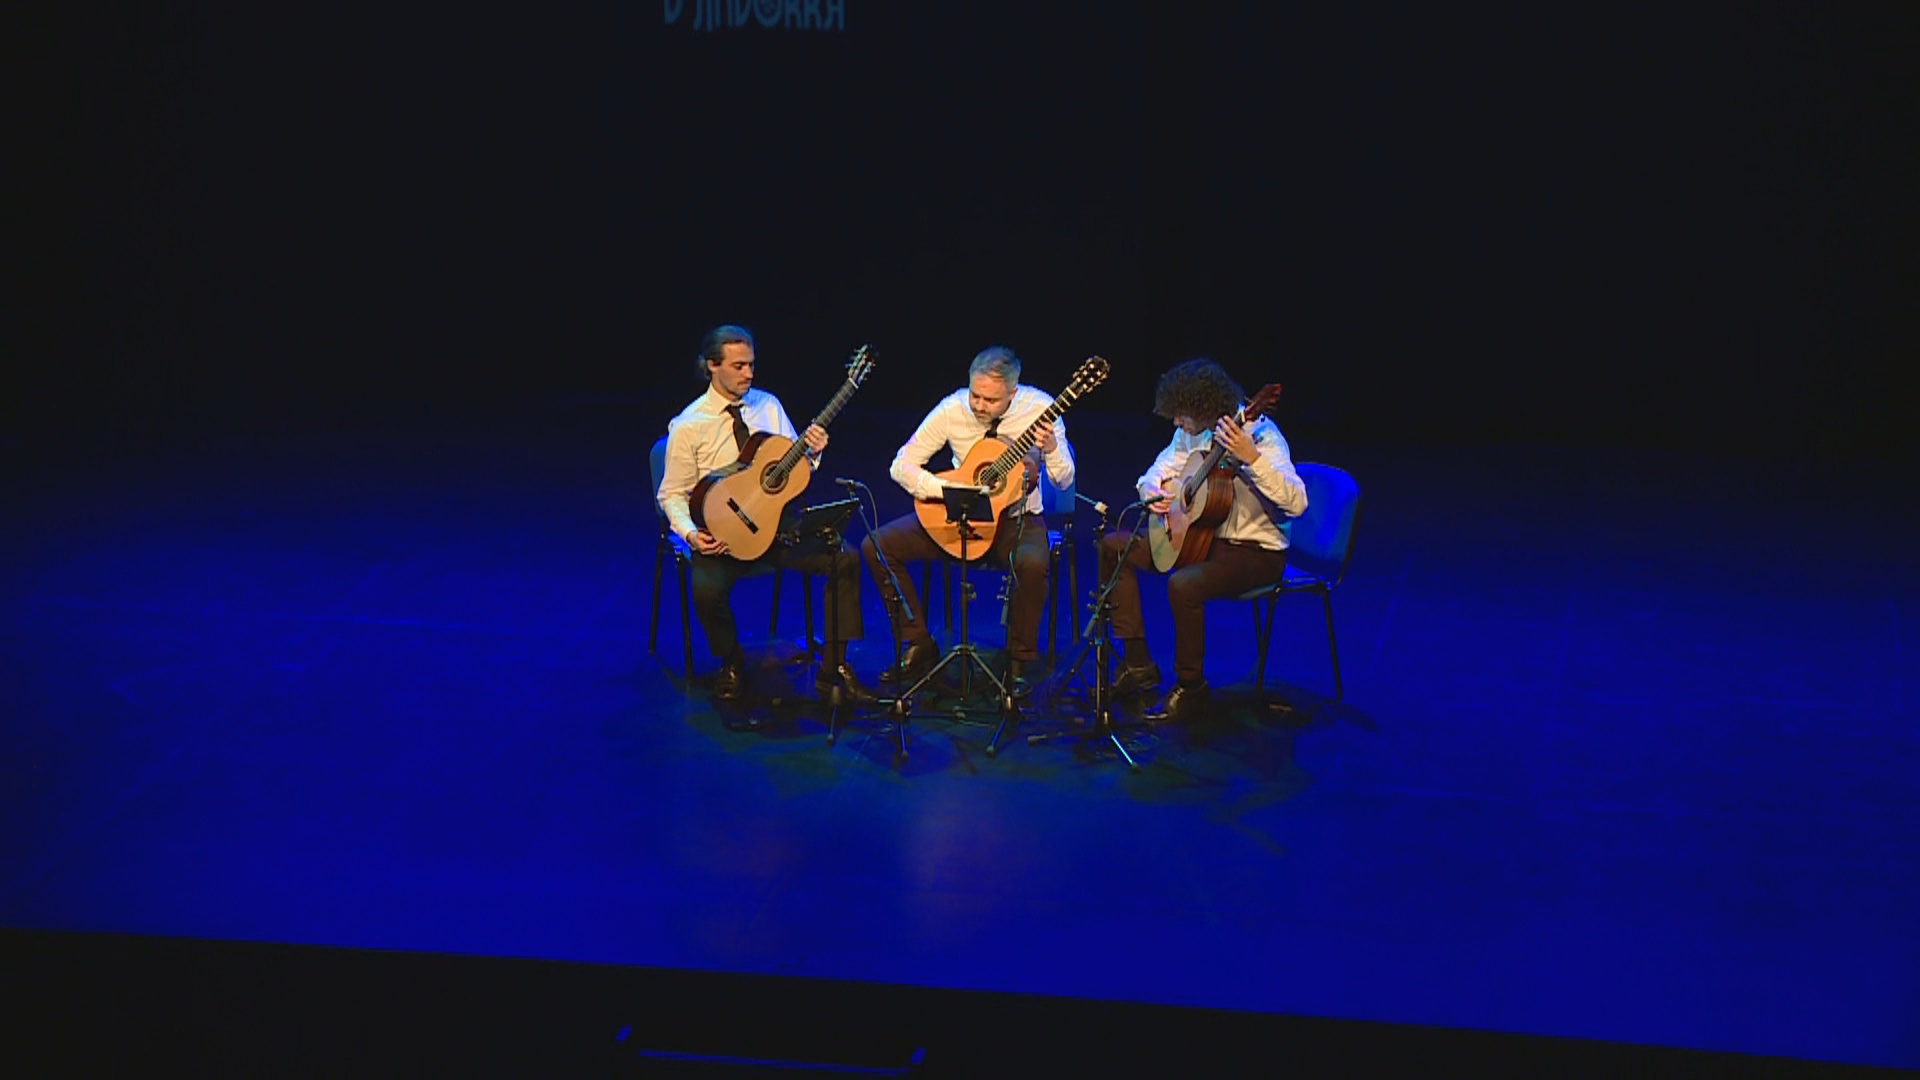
[834,477,863,489]
[1073,491,1110,515]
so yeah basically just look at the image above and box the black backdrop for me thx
[18,1,1917,459]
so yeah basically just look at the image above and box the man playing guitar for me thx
[655,325,875,705]
[858,346,1075,698]
[1098,358,1308,722]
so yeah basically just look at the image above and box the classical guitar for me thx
[691,345,876,561]
[913,355,1110,561]
[1145,382,1283,572]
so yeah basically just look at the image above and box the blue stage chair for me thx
[1240,463,1363,699]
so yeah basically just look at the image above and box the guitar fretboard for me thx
[981,383,1084,487]
[1181,424,1238,504]
[771,377,859,478]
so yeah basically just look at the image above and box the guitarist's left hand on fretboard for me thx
[1027,417,1060,455]
[1213,415,1258,465]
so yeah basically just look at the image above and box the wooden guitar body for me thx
[1146,452,1237,571]
[912,437,1034,561]
[691,432,814,561]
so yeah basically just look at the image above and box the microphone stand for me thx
[1028,499,1147,771]
[836,478,907,673]
[832,478,908,753]
[1054,497,1125,697]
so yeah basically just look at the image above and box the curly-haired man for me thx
[1097,358,1307,722]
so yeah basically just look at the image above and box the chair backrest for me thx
[1038,469,1075,516]
[648,435,670,522]
[1287,462,1361,587]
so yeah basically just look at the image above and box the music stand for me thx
[891,485,1017,760]
[1029,501,1147,771]
[779,497,857,549]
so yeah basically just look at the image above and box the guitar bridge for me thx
[726,498,759,534]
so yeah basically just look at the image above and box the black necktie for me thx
[724,403,749,452]
[983,416,1000,440]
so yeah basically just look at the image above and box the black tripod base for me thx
[822,683,844,746]
[1030,619,1147,770]
[890,642,1019,761]
[1026,710,1145,771]
[982,690,1023,757]
[814,682,910,761]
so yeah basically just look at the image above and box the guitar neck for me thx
[1180,404,1251,502]
[810,377,860,431]
[774,378,859,474]
[985,387,1080,481]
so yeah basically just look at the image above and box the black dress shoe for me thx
[815,663,878,706]
[712,657,746,702]
[879,638,938,685]
[1109,661,1162,697]
[1143,681,1208,724]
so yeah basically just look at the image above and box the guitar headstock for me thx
[845,344,876,386]
[1240,382,1283,422]
[1066,355,1111,396]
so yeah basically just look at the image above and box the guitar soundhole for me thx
[973,465,1002,498]
[759,462,787,495]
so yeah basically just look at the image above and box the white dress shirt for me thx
[656,385,815,543]
[889,385,1076,516]
[1136,416,1308,550]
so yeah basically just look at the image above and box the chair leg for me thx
[679,558,694,680]
[1066,526,1079,643]
[770,569,783,636]
[1321,588,1342,701]
[1046,541,1061,657]
[917,563,932,630]
[803,572,817,657]
[650,546,665,653]
[1251,597,1270,686]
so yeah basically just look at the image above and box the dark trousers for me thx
[690,536,863,661]
[860,511,1052,662]
[1098,531,1287,684]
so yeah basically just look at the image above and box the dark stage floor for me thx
[3,400,1916,1071]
